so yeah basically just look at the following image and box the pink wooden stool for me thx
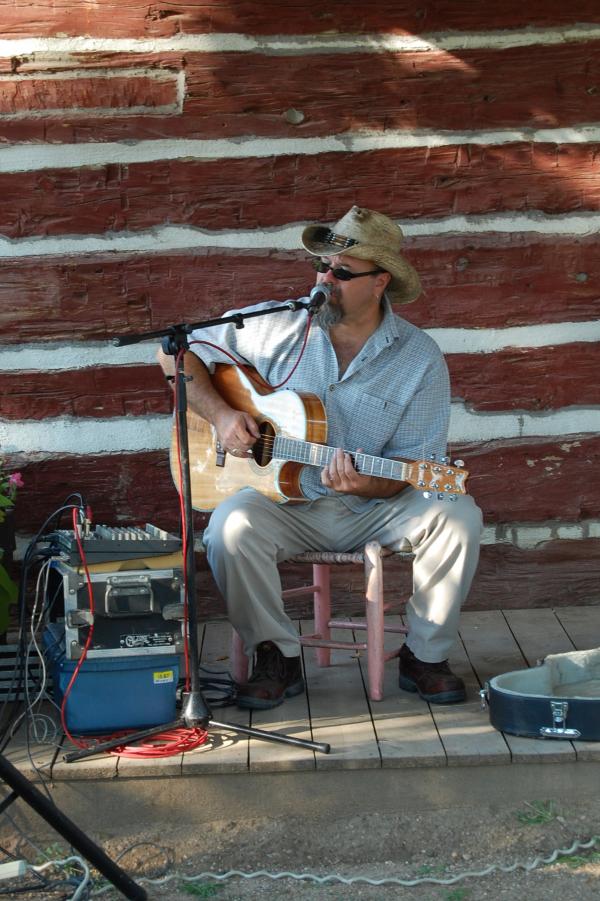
[231,540,413,701]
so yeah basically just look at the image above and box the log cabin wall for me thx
[1,2,600,609]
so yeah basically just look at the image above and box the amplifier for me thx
[48,522,181,565]
[48,559,185,660]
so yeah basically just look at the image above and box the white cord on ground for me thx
[31,854,90,899]
[91,834,600,893]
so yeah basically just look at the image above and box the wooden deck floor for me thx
[7,606,600,784]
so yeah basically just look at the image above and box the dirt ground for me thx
[3,796,600,900]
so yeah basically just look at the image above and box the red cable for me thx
[98,726,208,758]
[188,310,314,389]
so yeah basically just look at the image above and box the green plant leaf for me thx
[0,564,16,634]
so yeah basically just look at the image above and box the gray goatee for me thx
[314,300,343,329]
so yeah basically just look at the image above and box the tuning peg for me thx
[453,459,465,468]
[448,495,458,501]
[423,491,432,499]
[437,493,446,500]
[441,456,450,464]
[430,453,436,460]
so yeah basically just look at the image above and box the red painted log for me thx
[0,73,178,114]
[2,144,600,239]
[0,367,173,419]
[2,41,600,141]
[1,342,598,420]
[448,344,600,411]
[1,237,597,343]
[3,0,600,38]
[461,435,600,522]
[5,435,600,532]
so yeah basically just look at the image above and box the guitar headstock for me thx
[404,456,469,499]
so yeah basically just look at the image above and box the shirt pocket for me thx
[352,393,403,453]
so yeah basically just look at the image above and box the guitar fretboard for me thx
[273,437,409,482]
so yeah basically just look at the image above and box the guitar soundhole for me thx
[254,422,275,467]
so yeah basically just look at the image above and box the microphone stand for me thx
[65,298,330,762]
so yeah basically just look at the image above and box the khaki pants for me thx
[203,488,483,663]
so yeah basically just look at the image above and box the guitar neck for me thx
[273,436,410,482]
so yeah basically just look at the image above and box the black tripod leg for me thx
[0,754,147,900]
[209,719,330,754]
[64,712,331,762]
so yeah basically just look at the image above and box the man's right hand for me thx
[214,408,260,457]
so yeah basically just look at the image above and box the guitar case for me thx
[483,647,600,741]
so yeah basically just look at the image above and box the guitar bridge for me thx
[215,440,226,468]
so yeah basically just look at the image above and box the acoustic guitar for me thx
[171,364,468,511]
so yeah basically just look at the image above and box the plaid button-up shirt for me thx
[190,296,450,511]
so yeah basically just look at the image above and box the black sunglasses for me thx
[311,259,385,281]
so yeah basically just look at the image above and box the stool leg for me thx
[313,564,332,667]
[365,541,384,701]
[231,630,250,684]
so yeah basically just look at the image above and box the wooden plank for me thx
[5,143,600,240]
[5,40,600,142]
[300,620,381,770]
[358,616,446,768]
[503,608,575,665]
[459,610,575,763]
[0,72,178,115]
[2,237,598,345]
[5,341,599,420]
[5,0,599,39]
[554,607,600,650]
[0,366,172,420]
[462,437,600,526]
[448,343,600,412]
[182,620,250,774]
[248,621,315,772]
[10,439,600,536]
[427,621,512,766]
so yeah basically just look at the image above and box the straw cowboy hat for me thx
[301,205,421,305]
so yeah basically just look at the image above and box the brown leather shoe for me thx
[398,643,466,704]
[236,641,305,710]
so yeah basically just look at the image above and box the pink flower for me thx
[8,472,24,489]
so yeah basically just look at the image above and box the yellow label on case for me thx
[153,670,174,684]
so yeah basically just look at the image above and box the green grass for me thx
[181,881,223,897]
[515,800,560,825]
[414,862,447,877]
[556,850,600,870]
[445,889,470,901]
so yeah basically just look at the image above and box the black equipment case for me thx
[483,648,600,741]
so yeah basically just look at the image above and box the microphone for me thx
[308,283,332,311]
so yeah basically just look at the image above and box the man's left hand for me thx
[320,448,407,499]
[320,448,375,497]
